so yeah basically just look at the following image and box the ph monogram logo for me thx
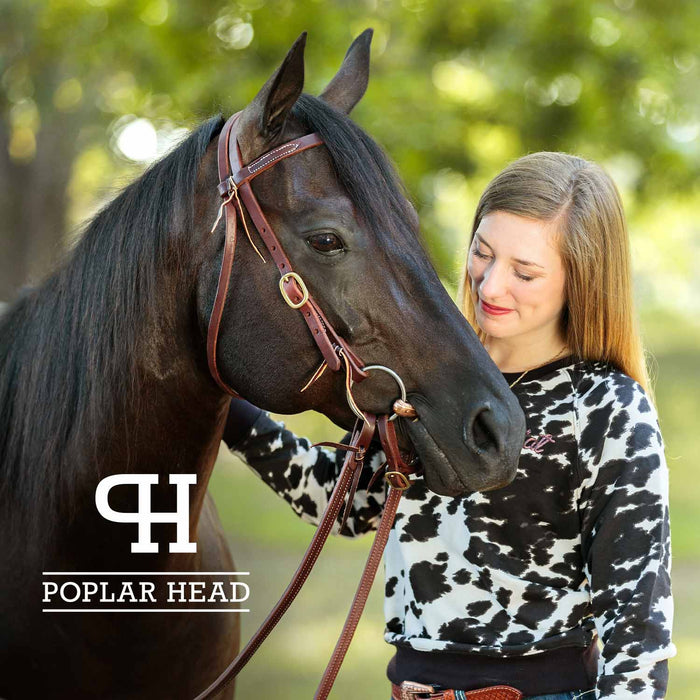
[95,474,197,553]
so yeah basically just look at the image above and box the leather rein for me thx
[196,113,418,699]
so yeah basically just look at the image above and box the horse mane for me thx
[0,116,224,551]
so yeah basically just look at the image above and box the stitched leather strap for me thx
[193,414,379,700]
[198,111,415,700]
[314,415,415,699]
[193,412,416,700]
[314,483,404,699]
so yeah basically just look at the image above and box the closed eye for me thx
[474,246,535,281]
[306,231,346,256]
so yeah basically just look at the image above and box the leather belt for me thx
[392,681,523,700]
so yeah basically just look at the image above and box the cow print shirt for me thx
[228,357,675,698]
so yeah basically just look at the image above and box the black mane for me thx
[0,116,223,549]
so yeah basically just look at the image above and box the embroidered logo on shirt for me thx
[523,429,555,454]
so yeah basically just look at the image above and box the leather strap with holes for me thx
[197,112,417,700]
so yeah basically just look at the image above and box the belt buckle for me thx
[400,680,437,699]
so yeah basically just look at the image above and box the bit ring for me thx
[347,364,408,422]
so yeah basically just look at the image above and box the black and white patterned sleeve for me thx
[575,371,676,699]
[228,411,387,537]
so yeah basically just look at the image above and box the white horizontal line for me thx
[42,572,249,576]
[43,609,250,613]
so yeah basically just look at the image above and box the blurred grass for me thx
[209,309,699,699]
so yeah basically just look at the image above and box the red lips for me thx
[480,299,513,316]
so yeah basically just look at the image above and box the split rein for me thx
[195,113,418,699]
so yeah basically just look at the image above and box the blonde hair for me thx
[458,152,650,392]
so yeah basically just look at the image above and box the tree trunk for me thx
[0,115,78,301]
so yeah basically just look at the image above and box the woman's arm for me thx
[576,374,675,699]
[222,398,387,536]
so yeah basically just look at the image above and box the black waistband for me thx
[387,642,598,696]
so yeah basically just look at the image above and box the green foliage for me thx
[4,0,699,275]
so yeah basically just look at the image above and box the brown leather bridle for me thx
[206,111,368,399]
[196,112,417,700]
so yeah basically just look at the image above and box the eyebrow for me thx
[475,233,545,269]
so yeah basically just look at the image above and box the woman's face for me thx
[467,211,567,343]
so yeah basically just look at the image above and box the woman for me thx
[223,152,675,699]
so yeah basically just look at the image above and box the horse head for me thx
[196,31,525,495]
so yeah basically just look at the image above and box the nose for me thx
[479,262,508,301]
[463,402,506,460]
[462,402,520,490]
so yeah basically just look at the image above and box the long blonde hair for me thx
[458,152,650,392]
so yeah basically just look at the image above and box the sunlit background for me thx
[2,0,698,697]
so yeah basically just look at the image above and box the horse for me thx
[0,30,525,698]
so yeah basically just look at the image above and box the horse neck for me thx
[72,320,227,571]
[106,292,230,525]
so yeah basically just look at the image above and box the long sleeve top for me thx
[224,357,675,698]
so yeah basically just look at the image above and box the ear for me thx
[238,32,306,151]
[319,28,372,114]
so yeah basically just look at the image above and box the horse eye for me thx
[306,232,345,255]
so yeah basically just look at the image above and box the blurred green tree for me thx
[1,0,698,299]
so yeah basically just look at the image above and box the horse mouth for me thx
[402,414,512,497]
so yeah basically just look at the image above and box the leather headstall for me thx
[207,111,369,397]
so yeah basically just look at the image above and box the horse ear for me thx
[319,29,373,115]
[242,32,307,142]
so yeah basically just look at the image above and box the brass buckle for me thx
[279,271,309,309]
[384,470,411,491]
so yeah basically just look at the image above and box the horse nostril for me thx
[467,406,499,454]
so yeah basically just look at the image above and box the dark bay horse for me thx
[0,31,525,698]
